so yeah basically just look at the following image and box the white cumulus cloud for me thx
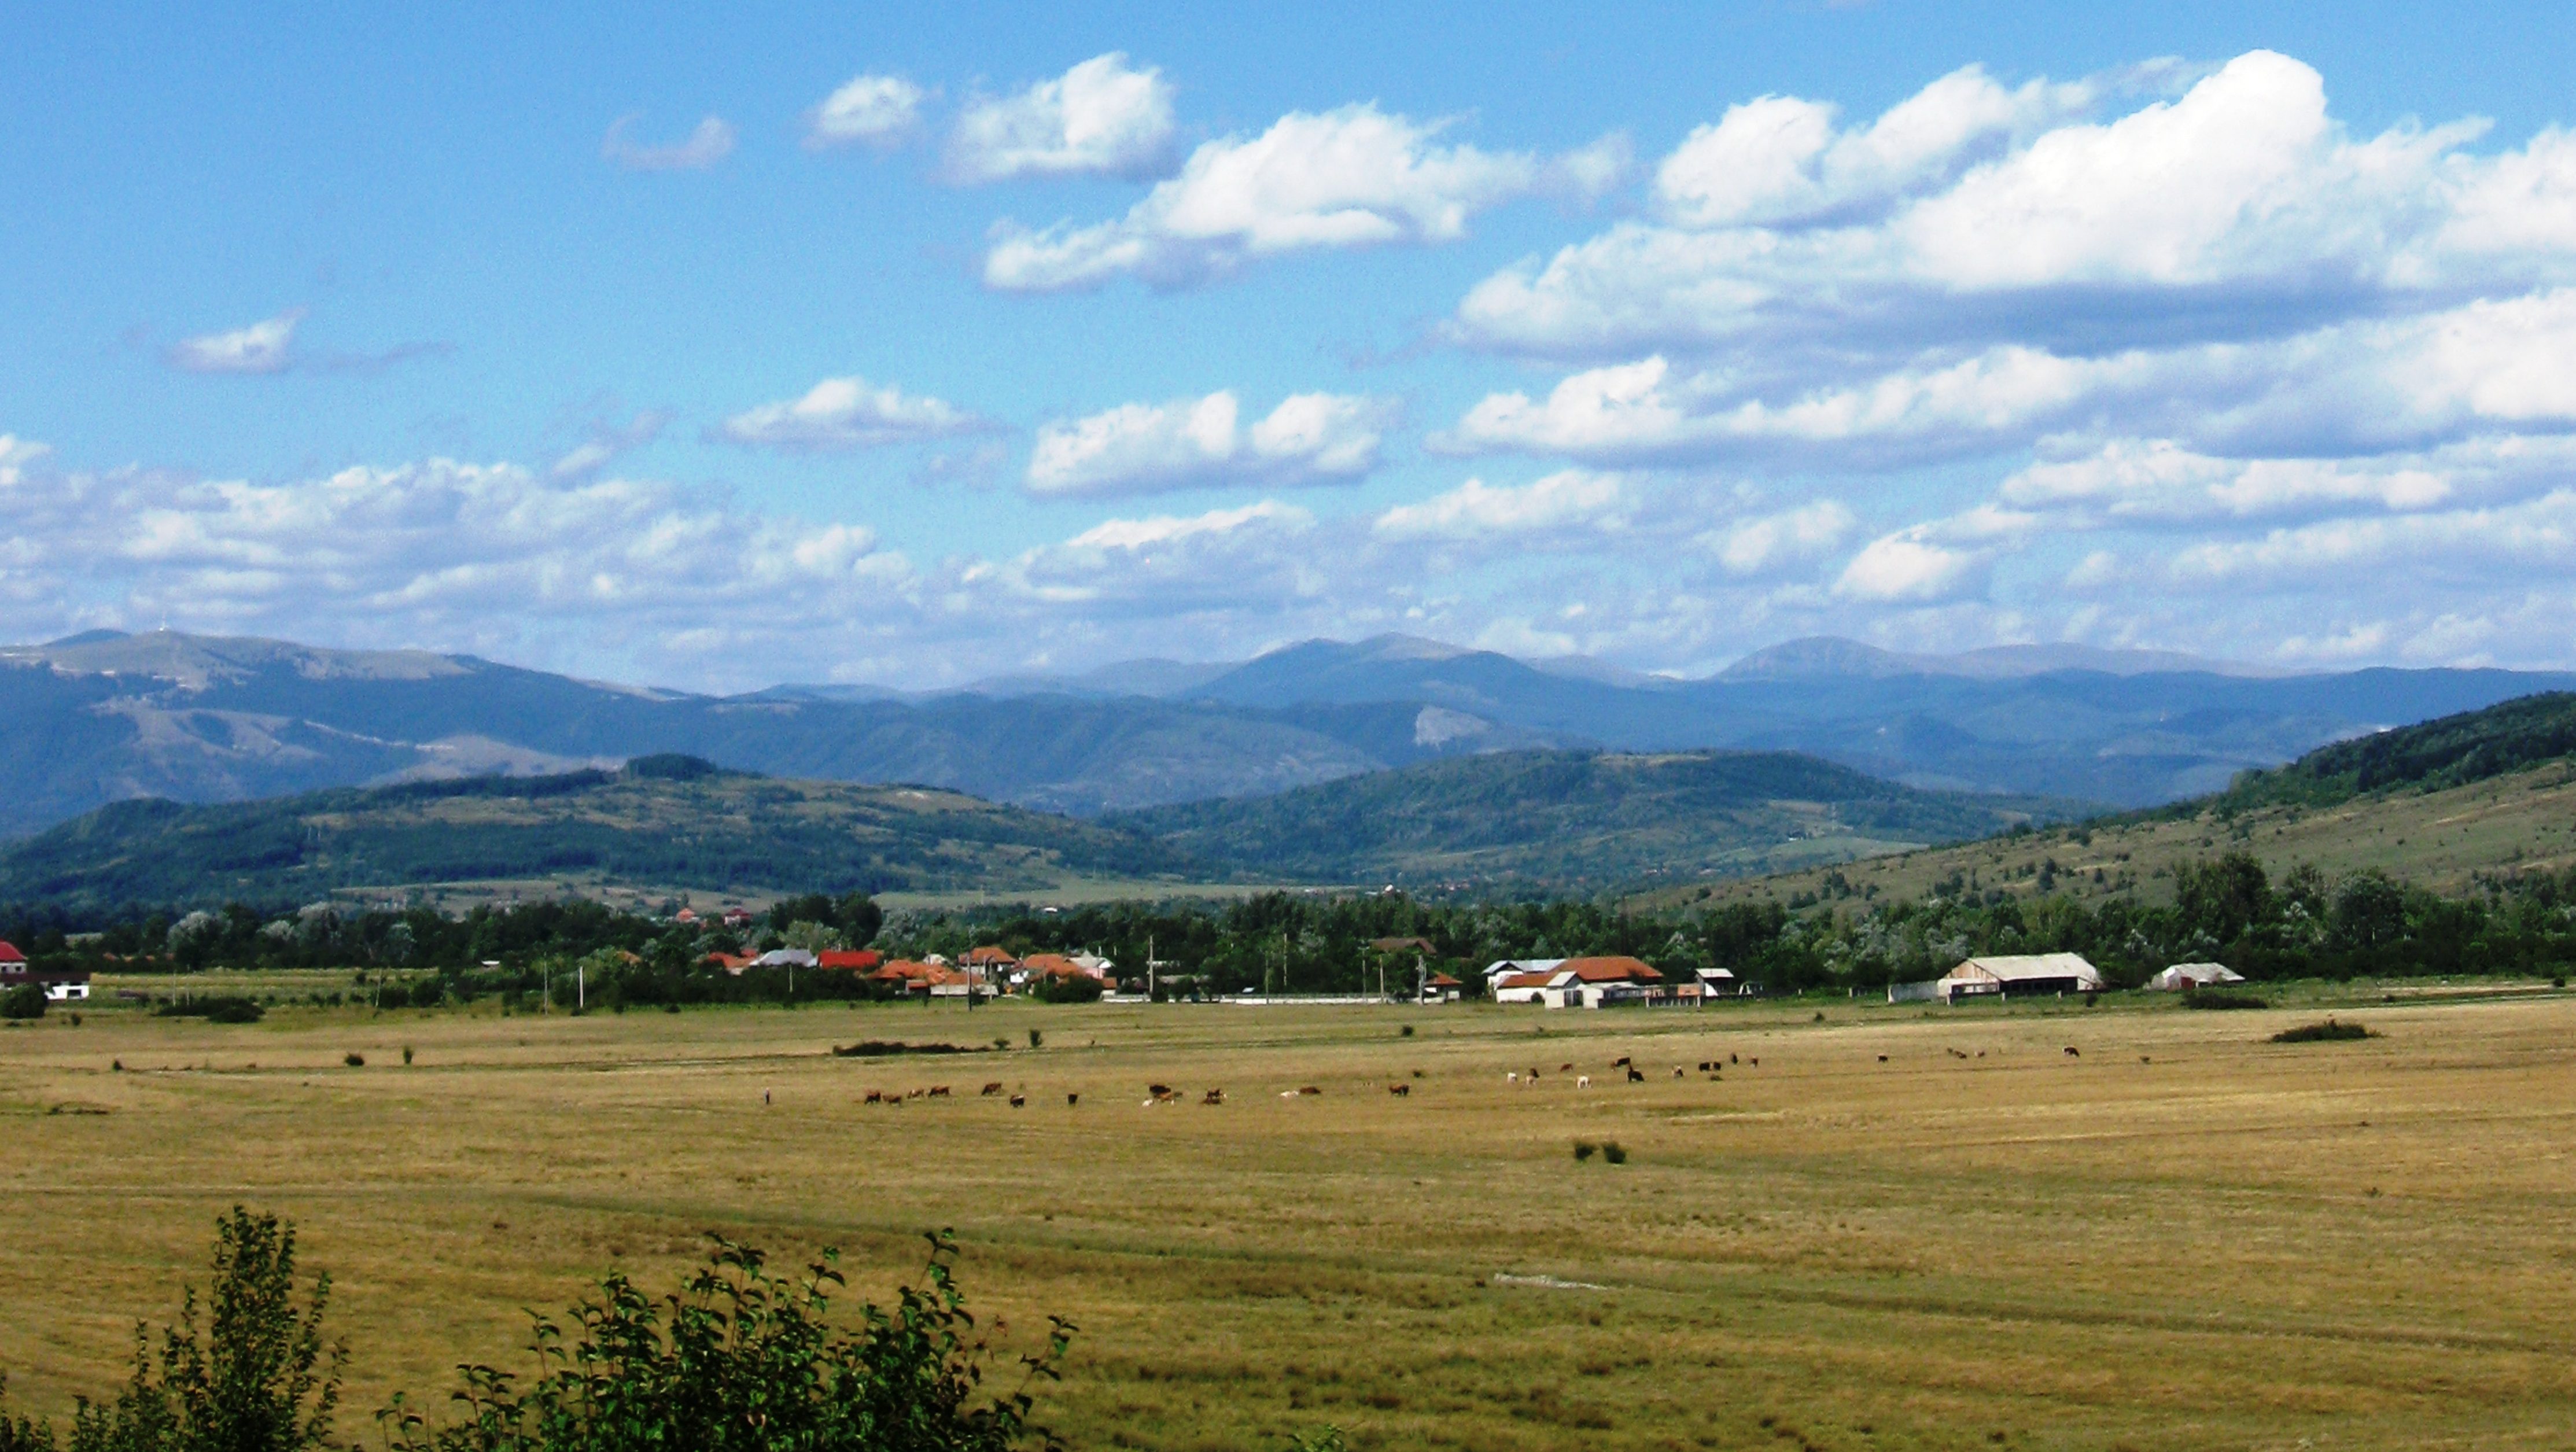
[984,105,1548,290]
[718,377,989,452]
[807,73,928,150]
[602,115,738,172]
[946,53,1175,183]
[167,310,304,375]
[1373,470,1628,542]
[1026,390,1392,497]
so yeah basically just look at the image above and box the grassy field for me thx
[1646,757,2576,913]
[7,985,2576,1449]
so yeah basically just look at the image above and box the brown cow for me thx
[927,1085,952,1097]
[980,1082,1004,1096]
[1298,1085,1322,1096]
[864,1090,883,1103]
[1009,1094,1026,1108]
[1202,1088,1225,1105]
[1612,1056,1632,1068]
[1624,1067,1644,1083]
[1067,1092,1081,1106]
[1387,1083,1411,1097]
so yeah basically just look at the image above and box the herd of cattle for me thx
[850,1050,1766,1108]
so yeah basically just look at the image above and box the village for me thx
[4,925,2252,1016]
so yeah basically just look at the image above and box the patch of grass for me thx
[2185,991,2272,1011]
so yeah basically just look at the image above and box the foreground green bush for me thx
[0,1216,1071,1452]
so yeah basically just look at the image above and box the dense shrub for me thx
[0,1208,346,1452]
[1,983,45,1020]
[2273,1018,2374,1042]
[0,1221,1071,1452]
[1029,975,1103,1005]
[154,997,264,1024]
[2183,991,2270,1011]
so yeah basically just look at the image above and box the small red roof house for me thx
[701,951,756,975]
[817,948,883,972]
[1542,956,1666,1009]
[1491,970,1556,1004]
[673,908,700,924]
[961,945,1018,969]
[869,960,940,994]
[1421,971,1463,1003]
[721,907,753,928]
[2,943,91,1000]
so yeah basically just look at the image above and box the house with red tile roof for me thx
[1540,956,1665,1009]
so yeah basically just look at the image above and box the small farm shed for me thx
[2146,961,2246,991]
[1939,953,2104,1001]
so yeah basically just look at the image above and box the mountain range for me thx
[2,627,2568,838]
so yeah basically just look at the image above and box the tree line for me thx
[9,853,2576,1008]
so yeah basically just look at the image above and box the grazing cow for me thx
[1559,1062,1575,1073]
[1203,1088,1225,1105]
[1067,1092,1080,1107]
[1672,1066,1685,1078]
[1387,1083,1410,1096]
[1729,1053,1738,1064]
[1697,1061,1712,1072]
[1576,1075,1592,1089]
[1283,1089,1302,1099]
[981,1082,1004,1096]
[906,1088,926,1099]
[1149,1083,1174,1098]
[1612,1056,1632,1068]
[1748,1058,1757,1067]
[864,1090,883,1104]
[1298,1085,1322,1096]
[2064,1046,2081,1057]
[1506,1072,1519,1085]
[1625,1067,1644,1083]
[927,1085,951,1097]
[1877,1055,1889,1063]
[1948,1048,1969,1059]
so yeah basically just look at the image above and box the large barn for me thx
[1939,953,2104,1002]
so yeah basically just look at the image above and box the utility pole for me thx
[578,963,585,1012]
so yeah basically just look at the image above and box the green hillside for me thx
[2213,691,2576,809]
[0,755,1187,912]
[1111,748,2062,891]
[1668,690,2576,913]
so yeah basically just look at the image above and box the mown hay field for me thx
[6,986,2576,1450]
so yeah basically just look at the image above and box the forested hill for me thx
[1111,748,2062,891]
[2215,691,2576,810]
[0,755,1186,912]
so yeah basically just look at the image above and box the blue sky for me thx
[6,2,2575,690]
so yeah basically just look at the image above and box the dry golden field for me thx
[6,986,2576,1450]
